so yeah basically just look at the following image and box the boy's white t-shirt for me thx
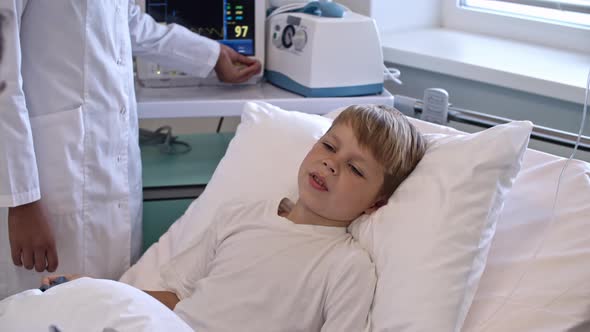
[160,198,376,332]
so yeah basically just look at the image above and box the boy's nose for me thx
[322,160,337,175]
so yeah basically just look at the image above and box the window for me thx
[442,0,590,53]
[462,0,590,27]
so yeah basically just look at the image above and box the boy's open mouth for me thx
[309,173,328,192]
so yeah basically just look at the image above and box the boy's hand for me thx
[214,44,261,84]
[8,200,58,272]
[41,274,83,287]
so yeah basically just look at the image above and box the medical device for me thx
[269,0,310,8]
[420,88,449,125]
[136,0,265,88]
[265,1,385,97]
[39,276,70,292]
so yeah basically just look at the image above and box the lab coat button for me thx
[116,58,122,65]
[117,155,122,162]
[120,107,126,115]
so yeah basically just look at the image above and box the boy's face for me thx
[297,123,385,222]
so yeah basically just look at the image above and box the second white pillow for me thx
[348,119,532,332]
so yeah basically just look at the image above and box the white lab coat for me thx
[0,0,220,298]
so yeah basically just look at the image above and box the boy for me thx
[42,105,427,331]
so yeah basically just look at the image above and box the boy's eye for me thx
[349,164,364,177]
[322,142,335,152]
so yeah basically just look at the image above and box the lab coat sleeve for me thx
[0,1,41,207]
[321,251,376,332]
[127,0,221,78]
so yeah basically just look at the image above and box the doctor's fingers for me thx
[233,62,262,83]
[21,247,35,270]
[34,248,46,272]
[46,245,58,272]
[31,244,58,272]
[9,242,23,267]
[34,245,58,272]
[13,243,58,272]
[233,51,258,66]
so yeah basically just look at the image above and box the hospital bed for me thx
[132,100,590,331]
[1,98,589,332]
[410,116,590,332]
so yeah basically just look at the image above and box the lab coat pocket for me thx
[30,106,86,214]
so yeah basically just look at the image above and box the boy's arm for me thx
[158,210,227,300]
[144,290,180,310]
[158,229,217,300]
[42,274,181,310]
[321,253,377,332]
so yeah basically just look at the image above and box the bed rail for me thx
[394,95,590,152]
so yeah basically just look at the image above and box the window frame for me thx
[470,0,590,15]
[441,0,590,53]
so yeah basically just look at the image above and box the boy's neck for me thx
[278,198,352,228]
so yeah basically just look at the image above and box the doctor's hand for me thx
[214,44,261,84]
[8,200,58,272]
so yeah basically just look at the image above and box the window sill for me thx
[381,28,590,104]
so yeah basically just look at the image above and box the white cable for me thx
[383,66,402,85]
[266,3,308,20]
[266,1,351,20]
[478,68,590,331]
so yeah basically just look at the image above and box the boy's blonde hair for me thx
[331,104,427,199]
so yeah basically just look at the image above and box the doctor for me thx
[0,1,261,298]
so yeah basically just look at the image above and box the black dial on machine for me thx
[281,25,296,48]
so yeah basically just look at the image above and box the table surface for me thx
[136,80,394,118]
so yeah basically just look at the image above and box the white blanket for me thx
[0,278,192,332]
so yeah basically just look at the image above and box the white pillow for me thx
[121,101,531,332]
[121,101,332,289]
[0,278,193,331]
[346,120,531,332]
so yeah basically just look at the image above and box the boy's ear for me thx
[363,198,387,215]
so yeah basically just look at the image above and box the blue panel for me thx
[265,70,383,97]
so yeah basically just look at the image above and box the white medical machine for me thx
[265,1,385,97]
[136,0,265,87]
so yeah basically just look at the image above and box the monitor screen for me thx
[145,0,255,55]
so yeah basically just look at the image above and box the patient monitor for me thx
[136,0,265,87]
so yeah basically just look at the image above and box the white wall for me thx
[337,0,442,32]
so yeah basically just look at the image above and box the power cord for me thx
[384,66,403,85]
[139,126,192,155]
[216,117,225,133]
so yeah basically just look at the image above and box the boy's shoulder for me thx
[337,240,374,266]
[327,239,375,278]
[323,241,376,296]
